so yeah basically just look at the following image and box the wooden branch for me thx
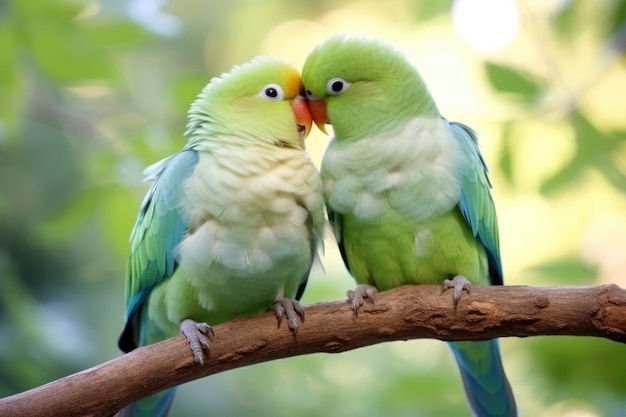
[2,284,626,417]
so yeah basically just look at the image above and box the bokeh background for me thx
[2,0,626,416]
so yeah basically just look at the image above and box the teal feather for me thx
[449,341,516,417]
[452,122,502,285]
[448,121,515,416]
[118,150,198,353]
[117,150,198,417]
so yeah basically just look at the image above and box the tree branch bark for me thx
[2,284,626,417]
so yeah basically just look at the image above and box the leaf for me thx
[540,112,626,194]
[412,0,453,21]
[607,0,626,39]
[28,20,116,83]
[572,111,608,156]
[572,112,626,191]
[13,0,83,22]
[597,159,626,191]
[539,158,582,195]
[80,19,150,48]
[484,62,543,102]
[12,0,119,83]
[553,0,582,40]
[497,122,515,185]
[0,19,24,141]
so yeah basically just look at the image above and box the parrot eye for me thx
[259,84,284,101]
[326,78,351,96]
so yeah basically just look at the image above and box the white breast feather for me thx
[322,117,469,223]
[178,143,323,278]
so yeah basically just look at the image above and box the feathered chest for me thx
[187,148,320,224]
[177,146,324,273]
[321,117,470,223]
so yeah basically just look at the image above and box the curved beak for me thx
[291,95,312,138]
[309,99,328,135]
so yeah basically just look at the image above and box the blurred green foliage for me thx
[1,1,625,416]
[484,62,544,102]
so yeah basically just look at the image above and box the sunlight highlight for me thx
[452,0,520,53]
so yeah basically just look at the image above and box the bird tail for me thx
[448,340,517,417]
[116,388,176,417]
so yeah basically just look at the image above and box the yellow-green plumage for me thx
[117,57,324,417]
[303,34,515,417]
[321,116,491,290]
[342,207,488,290]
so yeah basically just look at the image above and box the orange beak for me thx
[291,95,312,138]
[308,99,328,135]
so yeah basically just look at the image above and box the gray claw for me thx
[180,318,213,365]
[273,298,305,334]
[346,284,378,316]
[441,275,472,307]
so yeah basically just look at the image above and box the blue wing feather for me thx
[450,122,503,285]
[449,340,517,417]
[449,122,517,416]
[118,150,198,353]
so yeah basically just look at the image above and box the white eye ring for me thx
[326,78,351,96]
[259,84,284,101]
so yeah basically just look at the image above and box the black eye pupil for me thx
[266,87,278,98]
[331,81,344,92]
[306,89,312,97]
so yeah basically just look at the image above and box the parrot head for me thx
[185,56,312,149]
[302,34,439,141]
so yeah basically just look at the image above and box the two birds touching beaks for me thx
[116,34,518,417]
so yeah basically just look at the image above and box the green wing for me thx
[449,124,515,417]
[451,122,502,285]
[118,150,198,352]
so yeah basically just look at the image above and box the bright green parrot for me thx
[116,57,325,417]
[302,35,517,417]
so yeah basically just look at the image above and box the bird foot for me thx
[273,298,305,334]
[441,275,472,307]
[180,318,214,365]
[346,284,378,316]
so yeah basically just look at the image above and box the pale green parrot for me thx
[117,57,325,417]
[302,34,517,417]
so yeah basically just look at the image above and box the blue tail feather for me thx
[116,388,176,417]
[448,340,517,417]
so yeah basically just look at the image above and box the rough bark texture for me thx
[2,284,626,417]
